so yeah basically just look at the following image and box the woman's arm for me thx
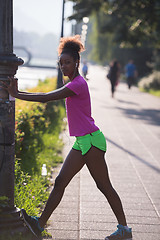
[1,77,75,103]
[16,86,75,102]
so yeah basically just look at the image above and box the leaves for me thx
[69,0,160,47]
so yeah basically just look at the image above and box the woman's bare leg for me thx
[84,147,127,226]
[39,149,84,227]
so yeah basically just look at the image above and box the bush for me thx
[138,71,160,91]
[14,77,66,215]
[15,160,49,216]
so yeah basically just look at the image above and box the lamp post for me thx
[81,17,89,47]
[57,0,65,89]
[0,0,27,236]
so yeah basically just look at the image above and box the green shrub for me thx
[138,71,160,90]
[14,77,66,215]
[15,78,65,175]
[14,160,49,216]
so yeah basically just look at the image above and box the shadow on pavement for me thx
[116,107,160,126]
[116,98,139,106]
[106,136,160,174]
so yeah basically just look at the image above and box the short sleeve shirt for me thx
[125,63,136,77]
[65,75,99,136]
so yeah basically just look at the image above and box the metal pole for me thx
[57,0,65,89]
[0,0,28,236]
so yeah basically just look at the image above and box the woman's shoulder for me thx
[74,75,87,86]
[75,75,89,93]
[76,75,85,81]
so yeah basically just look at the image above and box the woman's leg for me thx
[84,147,127,226]
[39,149,85,228]
[111,81,115,98]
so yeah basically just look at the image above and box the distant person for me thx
[82,61,88,80]
[1,35,132,240]
[107,60,120,98]
[125,60,137,89]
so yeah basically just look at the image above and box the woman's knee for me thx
[96,180,113,194]
[54,175,67,190]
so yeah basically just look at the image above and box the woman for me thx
[2,35,132,240]
[107,60,120,98]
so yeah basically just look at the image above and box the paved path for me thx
[45,65,160,240]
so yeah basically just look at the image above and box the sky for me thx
[13,0,74,36]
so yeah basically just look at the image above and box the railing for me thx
[14,46,57,69]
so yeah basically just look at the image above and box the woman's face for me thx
[59,53,77,79]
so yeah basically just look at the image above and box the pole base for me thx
[0,207,37,240]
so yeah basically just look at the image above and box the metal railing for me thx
[14,46,57,69]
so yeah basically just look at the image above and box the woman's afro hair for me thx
[58,35,85,56]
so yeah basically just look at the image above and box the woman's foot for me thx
[105,224,132,240]
[21,209,44,238]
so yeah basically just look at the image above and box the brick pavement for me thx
[45,65,160,240]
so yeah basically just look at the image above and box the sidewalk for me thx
[45,65,160,240]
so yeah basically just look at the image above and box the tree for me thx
[69,0,160,73]
[69,0,160,48]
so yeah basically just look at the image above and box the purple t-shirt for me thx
[65,75,99,136]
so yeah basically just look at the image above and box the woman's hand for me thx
[0,76,18,97]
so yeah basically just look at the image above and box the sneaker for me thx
[21,209,44,238]
[105,224,132,240]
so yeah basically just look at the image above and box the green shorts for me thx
[72,129,107,155]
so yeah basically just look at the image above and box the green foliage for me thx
[14,77,66,216]
[140,88,160,97]
[100,0,160,48]
[41,230,52,238]
[69,0,160,74]
[70,0,160,48]
[14,160,49,216]
[138,71,160,93]
[15,78,65,175]
[69,0,103,21]
[88,14,114,65]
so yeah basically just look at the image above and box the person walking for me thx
[107,60,120,98]
[1,35,132,240]
[125,60,137,89]
[82,60,88,80]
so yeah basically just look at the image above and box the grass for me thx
[140,88,160,97]
[138,71,160,97]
